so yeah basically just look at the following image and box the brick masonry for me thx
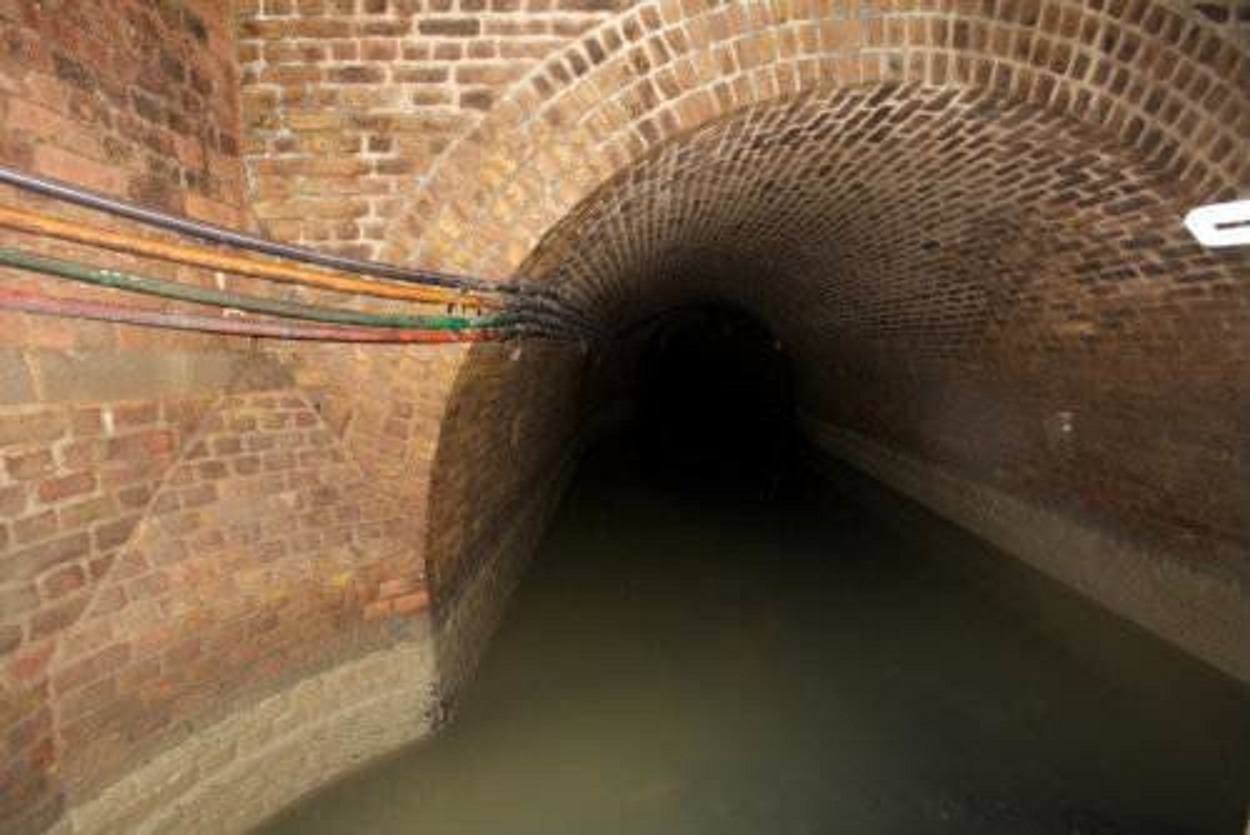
[0,7,451,823]
[0,377,439,830]
[0,0,244,225]
[0,0,1247,833]
[428,340,593,694]
[238,0,633,255]
[51,633,438,835]
[382,0,1249,277]
[0,0,256,362]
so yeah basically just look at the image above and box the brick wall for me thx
[264,336,591,697]
[0,0,253,357]
[238,0,634,256]
[425,340,589,692]
[1182,0,1250,44]
[2,389,214,829]
[0,0,244,225]
[392,0,1248,278]
[1,0,1248,832]
[0,4,441,832]
[0,4,257,830]
[43,390,427,798]
[0,372,442,832]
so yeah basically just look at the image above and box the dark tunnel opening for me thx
[624,304,799,494]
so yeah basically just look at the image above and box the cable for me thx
[0,246,508,330]
[0,203,497,310]
[0,285,514,343]
[0,162,604,340]
[0,164,560,299]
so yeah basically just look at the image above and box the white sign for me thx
[1184,199,1250,248]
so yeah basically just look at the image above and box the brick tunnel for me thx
[0,1,1248,832]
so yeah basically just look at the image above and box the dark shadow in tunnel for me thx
[623,304,799,497]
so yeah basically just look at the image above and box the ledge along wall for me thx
[1,1,1248,833]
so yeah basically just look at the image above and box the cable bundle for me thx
[0,165,598,344]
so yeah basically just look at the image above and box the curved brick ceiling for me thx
[476,80,1249,565]
[524,83,1247,361]
[387,0,1248,284]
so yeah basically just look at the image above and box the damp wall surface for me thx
[0,1,1248,833]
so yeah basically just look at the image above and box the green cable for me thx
[0,246,514,331]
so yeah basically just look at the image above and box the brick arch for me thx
[417,1,1250,694]
[422,78,1248,594]
[519,79,1250,349]
[381,0,1248,284]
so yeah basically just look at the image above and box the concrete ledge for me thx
[803,417,1250,687]
[52,630,439,835]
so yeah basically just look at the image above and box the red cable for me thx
[0,286,507,343]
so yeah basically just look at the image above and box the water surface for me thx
[260,444,1250,834]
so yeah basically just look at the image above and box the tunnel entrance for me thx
[626,304,797,493]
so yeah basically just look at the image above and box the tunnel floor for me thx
[259,440,1250,835]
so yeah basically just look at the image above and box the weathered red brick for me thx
[5,451,54,482]
[57,496,116,530]
[30,595,89,640]
[0,412,66,448]
[93,516,140,551]
[111,403,159,428]
[3,532,88,584]
[38,564,87,600]
[37,472,97,503]
[0,485,26,516]
[107,430,177,461]
[70,408,104,437]
[8,639,56,682]
[13,511,57,546]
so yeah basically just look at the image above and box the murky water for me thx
[260,442,1250,834]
